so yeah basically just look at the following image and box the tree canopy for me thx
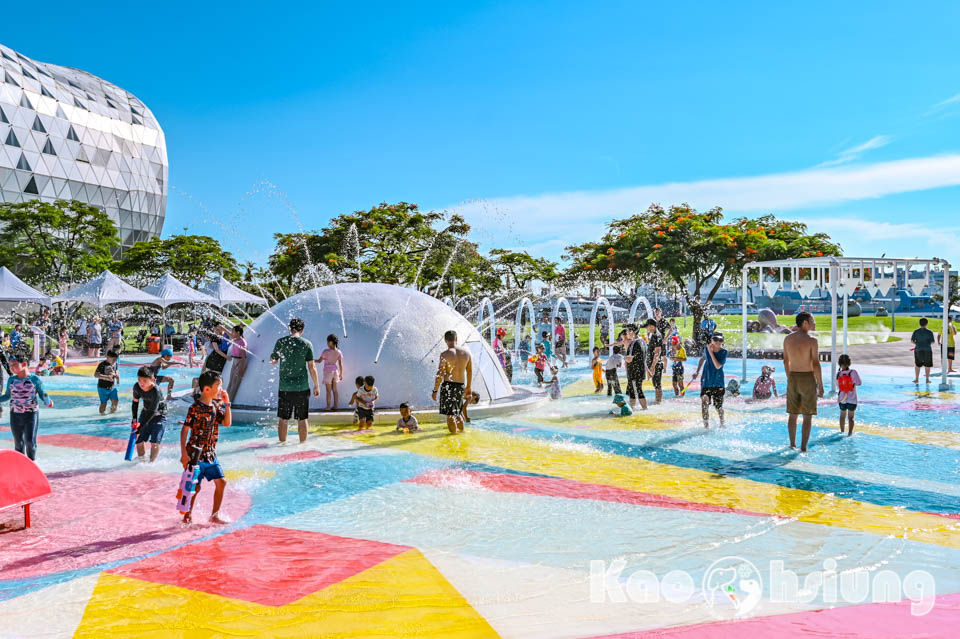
[116,234,241,288]
[0,199,120,292]
[565,203,842,323]
[268,202,500,296]
[488,249,558,290]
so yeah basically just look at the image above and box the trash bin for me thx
[147,336,161,354]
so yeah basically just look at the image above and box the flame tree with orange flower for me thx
[564,203,841,331]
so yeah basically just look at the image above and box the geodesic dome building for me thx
[0,42,167,252]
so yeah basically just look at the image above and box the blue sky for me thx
[5,1,960,268]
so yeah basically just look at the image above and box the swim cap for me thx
[160,347,174,357]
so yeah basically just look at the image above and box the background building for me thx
[0,42,166,253]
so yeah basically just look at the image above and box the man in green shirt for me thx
[269,317,320,443]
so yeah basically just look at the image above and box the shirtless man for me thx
[432,330,473,434]
[783,311,824,452]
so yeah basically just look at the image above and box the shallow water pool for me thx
[1,355,959,637]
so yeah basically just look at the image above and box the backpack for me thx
[837,370,855,394]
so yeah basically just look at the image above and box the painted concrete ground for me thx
[1,355,959,637]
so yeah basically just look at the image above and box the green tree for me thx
[117,235,241,288]
[488,249,558,290]
[268,202,500,297]
[565,203,842,330]
[932,273,959,311]
[0,199,120,291]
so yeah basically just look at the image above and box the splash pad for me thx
[227,282,546,423]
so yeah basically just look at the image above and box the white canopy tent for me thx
[198,276,267,307]
[0,266,51,306]
[141,273,217,308]
[741,256,953,392]
[54,270,163,308]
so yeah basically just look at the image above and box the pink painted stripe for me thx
[408,469,769,518]
[261,450,329,463]
[584,592,960,638]
[36,433,124,452]
[239,442,271,450]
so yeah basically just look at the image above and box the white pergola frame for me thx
[742,256,953,392]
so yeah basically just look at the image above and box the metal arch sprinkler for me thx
[589,297,616,357]
[550,296,576,363]
[628,295,653,325]
[514,297,536,358]
[476,297,496,345]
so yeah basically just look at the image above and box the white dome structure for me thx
[229,283,514,412]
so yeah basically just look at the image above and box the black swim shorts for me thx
[439,381,465,416]
[914,349,933,368]
[277,389,310,420]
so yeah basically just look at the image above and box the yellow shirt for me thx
[674,347,687,361]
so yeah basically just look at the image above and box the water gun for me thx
[680,380,696,397]
[124,421,139,461]
[176,446,202,513]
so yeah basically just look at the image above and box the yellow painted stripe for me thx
[811,418,960,450]
[46,390,132,398]
[343,428,960,548]
[76,550,499,638]
[527,412,688,431]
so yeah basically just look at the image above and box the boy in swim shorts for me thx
[355,375,378,429]
[132,366,167,462]
[94,350,120,414]
[180,371,231,524]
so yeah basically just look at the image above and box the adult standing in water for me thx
[623,323,647,410]
[269,317,319,443]
[432,329,473,434]
[783,311,823,452]
[225,325,248,400]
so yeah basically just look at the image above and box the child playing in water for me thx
[58,329,68,366]
[519,334,531,371]
[0,354,54,460]
[461,391,480,423]
[725,379,741,397]
[752,365,778,400]
[187,329,198,368]
[149,347,185,400]
[547,366,562,400]
[532,343,547,386]
[316,334,343,411]
[347,376,364,426]
[132,366,167,462]
[94,349,120,414]
[604,346,624,396]
[355,375,378,429]
[396,402,419,432]
[591,347,604,393]
[539,331,554,364]
[180,371,231,524]
[611,393,633,417]
[670,338,686,397]
[837,354,862,436]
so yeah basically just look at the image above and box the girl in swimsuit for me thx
[316,334,343,410]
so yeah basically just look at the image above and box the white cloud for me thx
[801,217,960,261]
[455,154,960,262]
[926,92,960,116]
[816,135,891,167]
